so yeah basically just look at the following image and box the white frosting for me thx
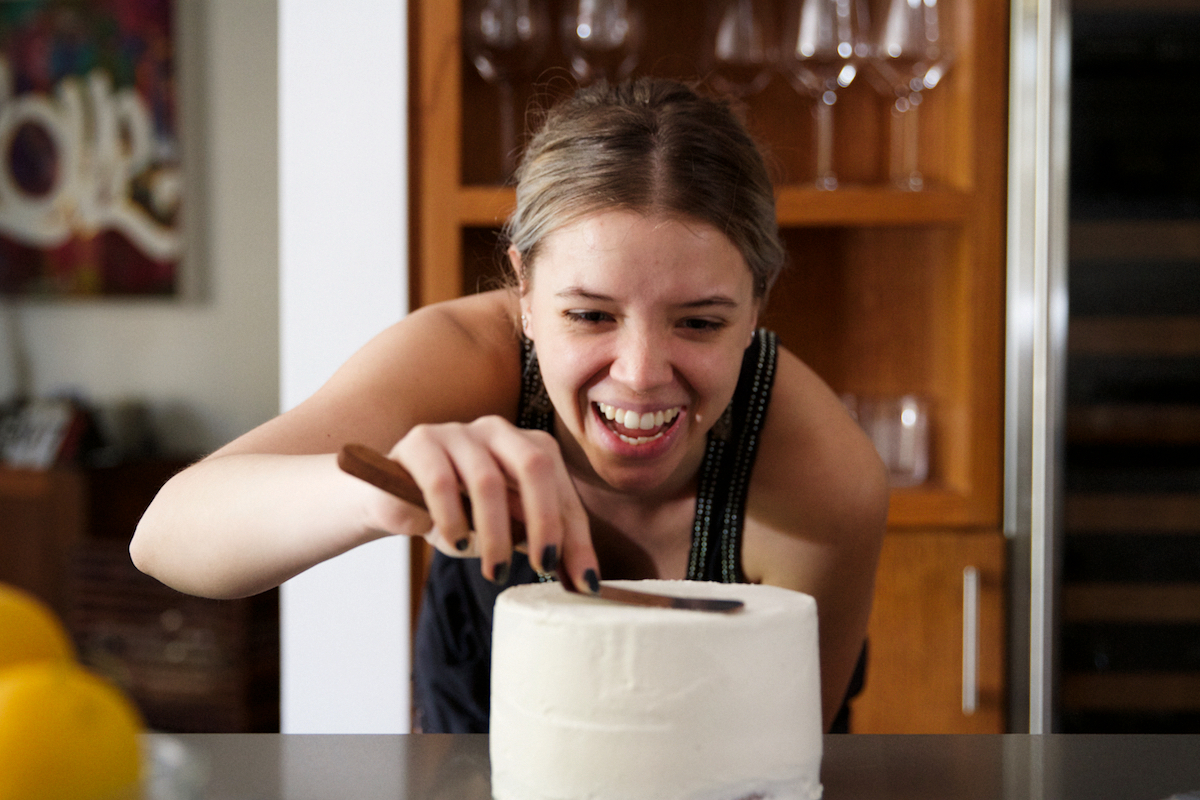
[489,580,823,800]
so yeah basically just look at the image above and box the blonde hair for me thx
[504,78,785,301]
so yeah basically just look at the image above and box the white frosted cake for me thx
[489,580,823,800]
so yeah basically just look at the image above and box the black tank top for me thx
[412,330,779,732]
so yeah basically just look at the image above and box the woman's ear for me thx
[510,246,534,336]
[508,245,528,295]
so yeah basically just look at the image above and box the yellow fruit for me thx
[0,661,143,800]
[0,583,75,669]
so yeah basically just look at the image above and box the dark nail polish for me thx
[540,544,558,574]
[455,537,470,552]
[584,568,600,595]
[492,561,511,586]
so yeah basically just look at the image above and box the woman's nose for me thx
[610,330,673,391]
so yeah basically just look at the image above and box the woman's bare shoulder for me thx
[214,291,525,456]
[330,288,523,415]
[406,289,522,350]
[746,345,889,555]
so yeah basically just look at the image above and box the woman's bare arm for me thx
[131,292,538,598]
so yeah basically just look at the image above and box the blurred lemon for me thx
[0,661,143,800]
[0,583,75,669]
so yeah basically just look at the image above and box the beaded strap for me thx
[687,329,778,583]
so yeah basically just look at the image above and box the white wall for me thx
[278,0,410,734]
[0,0,410,734]
[0,1,280,457]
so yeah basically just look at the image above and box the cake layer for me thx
[489,580,823,800]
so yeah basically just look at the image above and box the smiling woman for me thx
[129,77,887,737]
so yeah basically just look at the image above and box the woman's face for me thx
[518,210,760,497]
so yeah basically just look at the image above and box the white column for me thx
[277,0,409,733]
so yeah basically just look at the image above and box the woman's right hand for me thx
[381,416,600,593]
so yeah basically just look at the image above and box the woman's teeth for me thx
[596,403,681,444]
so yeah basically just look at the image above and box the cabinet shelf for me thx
[887,485,996,529]
[1064,583,1200,624]
[1066,492,1200,534]
[1063,672,1200,713]
[775,186,973,226]
[1069,317,1200,357]
[1068,403,1200,444]
[458,186,975,229]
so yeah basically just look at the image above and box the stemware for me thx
[561,0,642,85]
[463,0,550,180]
[704,0,777,98]
[867,0,955,191]
[779,0,869,190]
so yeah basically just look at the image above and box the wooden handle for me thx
[338,443,427,508]
[337,443,527,545]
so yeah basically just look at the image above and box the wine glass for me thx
[463,0,550,180]
[779,0,869,190]
[561,0,642,85]
[704,0,777,98]
[867,0,955,191]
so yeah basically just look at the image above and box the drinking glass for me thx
[704,0,777,97]
[463,0,550,179]
[867,0,955,191]
[851,395,930,487]
[561,0,642,84]
[779,0,869,190]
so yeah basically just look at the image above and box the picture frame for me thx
[0,0,180,297]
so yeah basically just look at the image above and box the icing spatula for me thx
[337,443,743,612]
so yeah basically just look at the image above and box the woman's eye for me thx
[680,318,724,331]
[567,310,612,324]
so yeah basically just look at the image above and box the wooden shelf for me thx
[1064,583,1200,624]
[459,185,974,229]
[1071,219,1200,263]
[1068,404,1200,444]
[775,186,973,226]
[1066,493,1200,534]
[1063,672,1200,713]
[1069,317,1200,357]
[887,485,996,530]
[457,186,516,227]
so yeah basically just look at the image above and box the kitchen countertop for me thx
[157,733,1200,800]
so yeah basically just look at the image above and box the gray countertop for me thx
[158,733,1200,800]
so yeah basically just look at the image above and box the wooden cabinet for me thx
[408,0,1010,731]
[0,467,86,620]
[850,529,1007,733]
[0,461,279,733]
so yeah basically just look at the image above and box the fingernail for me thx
[540,544,558,574]
[491,561,511,586]
[454,537,470,552]
[584,568,600,595]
